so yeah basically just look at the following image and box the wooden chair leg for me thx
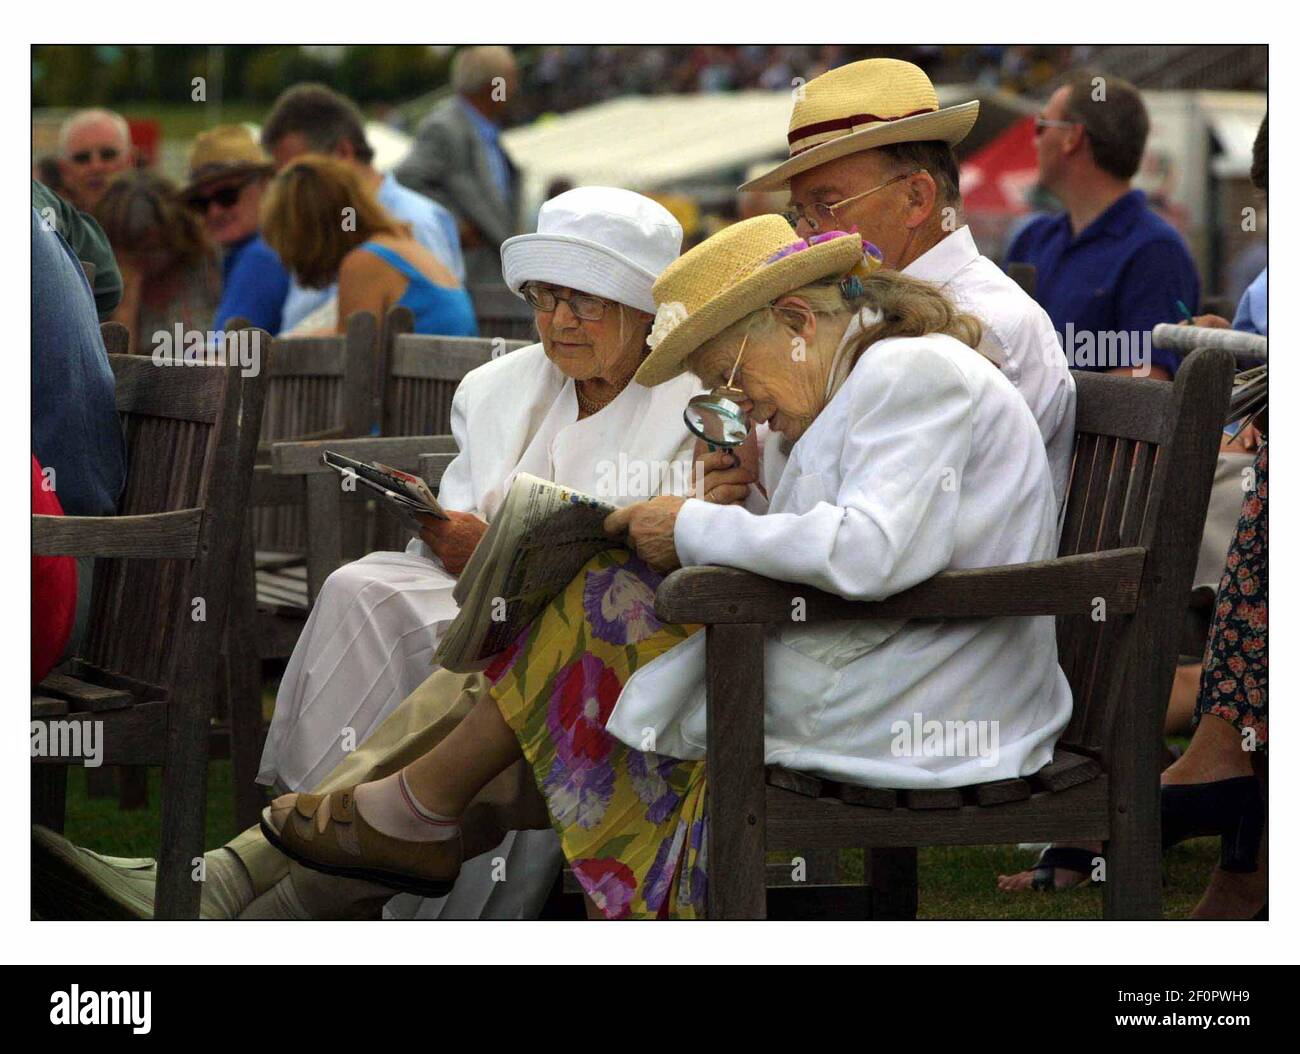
[155,695,213,919]
[1104,793,1163,920]
[704,623,767,919]
[868,847,918,919]
[32,765,68,832]
[228,527,268,834]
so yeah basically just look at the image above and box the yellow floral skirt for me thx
[489,549,708,919]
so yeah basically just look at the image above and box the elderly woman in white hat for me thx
[256,215,1071,919]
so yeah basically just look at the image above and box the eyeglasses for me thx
[783,172,914,233]
[1034,116,1080,137]
[521,283,610,321]
[187,183,248,213]
[69,146,121,166]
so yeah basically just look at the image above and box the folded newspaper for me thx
[434,473,620,672]
[321,451,449,528]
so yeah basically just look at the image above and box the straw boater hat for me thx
[181,125,274,201]
[635,215,877,387]
[740,58,979,193]
[501,186,683,314]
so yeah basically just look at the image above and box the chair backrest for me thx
[81,348,269,693]
[1053,348,1234,763]
[256,310,376,445]
[100,321,130,356]
[468,283,538,342]
[1006,262,1037,300]
[382,306,529,436]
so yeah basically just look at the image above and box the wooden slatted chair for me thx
[375,307,526,553]
[468,283,538,342]
[32,348,269,919]
[382,306,530,436]
[222,315,377,827]
[651,347,1235,920]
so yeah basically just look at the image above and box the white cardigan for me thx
[606,331,1072,789]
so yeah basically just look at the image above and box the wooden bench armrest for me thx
[32,509,203,560]
[654,548,1147,625]
[270,435,457,476]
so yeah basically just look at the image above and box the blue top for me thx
[1006,189,1200,376]
[214,233,291,333]
[31,207,126,518]
[460,97,513,203]
[357,241,478,337]
[280,173,466,333]
[1232,266,1267,337]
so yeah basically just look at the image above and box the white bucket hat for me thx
[501,186,683,314]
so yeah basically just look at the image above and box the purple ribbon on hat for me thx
[765,229,885,268]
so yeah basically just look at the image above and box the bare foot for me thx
[997,843,1102,892]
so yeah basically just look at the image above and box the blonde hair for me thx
[260,153,408,289]
[687,270,984,381]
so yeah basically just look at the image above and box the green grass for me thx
[63,758,1220,920]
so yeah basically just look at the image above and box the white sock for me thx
[353,771,460,843]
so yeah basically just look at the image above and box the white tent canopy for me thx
[500,86,989,218]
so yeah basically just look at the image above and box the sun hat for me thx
[740,58,980,193]
[635,215,881,387]
[181,125,274,200]
[500,186,683,314]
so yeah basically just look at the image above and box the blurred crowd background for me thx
[32,44,1267,330]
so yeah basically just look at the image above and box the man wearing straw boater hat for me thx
[743,58,1075,510]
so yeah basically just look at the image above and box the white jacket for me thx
[606,331,1073,789]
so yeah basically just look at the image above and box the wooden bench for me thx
[32,347,269,919]
[652,347,1236,919]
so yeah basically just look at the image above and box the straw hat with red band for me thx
[635,215,882,388]
[740,58,979,193]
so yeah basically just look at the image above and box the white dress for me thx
[258,341,698,918]
[607,328,1073,788]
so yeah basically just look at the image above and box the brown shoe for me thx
[259,788,461,898]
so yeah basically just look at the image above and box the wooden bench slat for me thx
[37,672,134,712]
[1028,751,1102,793]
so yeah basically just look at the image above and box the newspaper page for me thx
[435,473,621,671]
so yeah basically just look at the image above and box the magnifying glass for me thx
[683,326,753,451]
[684,386,750,450]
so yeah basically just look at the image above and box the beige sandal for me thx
[259,788,462,898]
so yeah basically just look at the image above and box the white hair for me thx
[58,108,130,157]
[450,46,515,96]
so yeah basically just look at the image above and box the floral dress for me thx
[1194,441,1267,747]
[489,549,709,919]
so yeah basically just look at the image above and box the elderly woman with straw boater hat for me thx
[256,215,1072,919]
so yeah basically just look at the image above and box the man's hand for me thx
[417,510,488,575]
[1189,314,1231,329]
[603,496,687,573]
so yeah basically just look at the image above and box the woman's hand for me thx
[693,427,760,505]
[604,496,687,573]
[417,510,488,575]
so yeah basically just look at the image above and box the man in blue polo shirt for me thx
[1007,69,1199,380]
